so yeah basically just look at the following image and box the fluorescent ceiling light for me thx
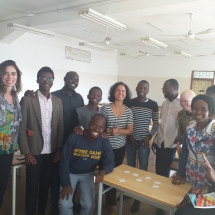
[120,53,136,58]
[140,37,168,49]
[7,23,54,38]
[174,51,192,58]
[79,8,126,31]
[79,42,107,52]
[26,13,35,17]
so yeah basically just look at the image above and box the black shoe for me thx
[73,202,81,214]
[50,203,59,215]
[130,200,140,213]
[156,208,165,215]
[117,195,132,201]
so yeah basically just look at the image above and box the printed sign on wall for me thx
[65,46,91,63]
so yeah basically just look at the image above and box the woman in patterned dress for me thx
[0,60,22,209]
[172,94,215,189]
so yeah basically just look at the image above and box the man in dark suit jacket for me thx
[19,67,64,215]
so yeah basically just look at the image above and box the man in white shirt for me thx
[152,79,181,177]
[19,67,64,215]
[152,79,181,215]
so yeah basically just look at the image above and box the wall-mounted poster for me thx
[65,46,91,63]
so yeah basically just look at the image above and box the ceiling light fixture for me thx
[120,53,136,58]
[174,51,192,58]
[7,23,54,37]
[140,37,168,49]
[79,8,126,31]
[79,42,107,52]
[174,40,191,58]
[140,23,168,49]
[27,13,35,17]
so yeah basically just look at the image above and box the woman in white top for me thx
[101,82,133,215]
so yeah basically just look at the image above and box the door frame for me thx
[190,70,215,90]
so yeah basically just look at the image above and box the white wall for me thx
[1,33,215,106]
[0,33,118,103]
[117,51,215,105]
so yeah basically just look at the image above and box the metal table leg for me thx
[97,182,103,215]
[12,164,23,215]
[12,166,16,215]
[169,207,175,215]
[119,190,124,215]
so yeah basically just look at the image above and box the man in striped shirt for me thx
[126,80,159,213]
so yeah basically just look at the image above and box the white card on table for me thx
[133,173,139,176]
[145,176,152,180]
[136,179,142,182]
[124,170,130,173]
[152,185,159,188]
[119,179,126,182]
[155,181,161,184]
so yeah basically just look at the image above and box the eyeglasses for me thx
[39,77,54,82]
[161,87,171,91]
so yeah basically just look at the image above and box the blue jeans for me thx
[59,172,95,215]
[126,138,150,171]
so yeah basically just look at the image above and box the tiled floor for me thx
[1,151,159,215]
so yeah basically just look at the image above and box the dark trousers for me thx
[50,161,60,204]
[105,145,125,206]
[175,203,215,215]
[156,142,176,177]
[0,153,13,209]
[25,153,55,215]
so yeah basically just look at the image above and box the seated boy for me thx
[59,114,114,215]
[72,86,103,213]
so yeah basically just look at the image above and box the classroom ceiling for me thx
[1,0,215,55]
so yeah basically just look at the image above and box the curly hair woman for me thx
[101,82,133,215]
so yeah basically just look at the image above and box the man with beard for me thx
[151,79,181,215]
[51,71,84,214]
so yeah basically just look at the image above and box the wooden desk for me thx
[97,164,192,215]
[12,155,25,215]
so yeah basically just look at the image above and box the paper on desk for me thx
[136,179,142,182]
[124,170,130,173]
[145,176,152,180]
[14,150,21,155]
[152,185,159,188]
[133,173,139,177]
[119,179,126,182]
[155,181,161,184]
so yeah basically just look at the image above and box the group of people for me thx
[0,59,214,215]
